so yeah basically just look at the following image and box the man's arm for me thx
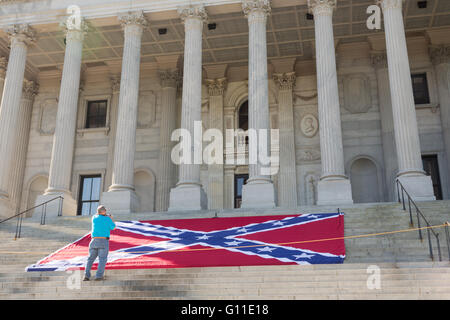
[109,215,116,230]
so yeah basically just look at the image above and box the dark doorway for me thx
[234,174,249,208]
[77,175,102,215]
[422,155,443,200]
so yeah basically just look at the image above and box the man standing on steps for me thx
[83,205,115,281]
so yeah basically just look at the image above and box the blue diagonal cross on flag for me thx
[26,212,345,272]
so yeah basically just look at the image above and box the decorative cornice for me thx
[307,0,336,16]
[242,0,271,18]
[370,51,388,69]
[205,77,228,96]
[110,76,121,93]
[6,24,36,46]
[159,69,180,88]
[78,79,85,94]
[273,72,296,91]
[429,45,450,65]
[178,5,208,23]
[377,0,404,11]
[118,10,148,30]
[22,79,39,100]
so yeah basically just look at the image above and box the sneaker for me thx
[94,277,104,281]
[83,276,90,281]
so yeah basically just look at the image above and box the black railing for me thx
[395,179,447,261]
[0,196,64,240]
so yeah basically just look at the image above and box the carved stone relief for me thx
[297,148,321,162]
[342,74,372,114]
[300,113,318,137]
[137,90,156,129]
[304,173,318,206]
[293,91,318,105]
[39,98,58,135]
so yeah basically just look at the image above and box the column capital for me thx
[307,0,336,16]
[6,24,36,46]
[242,0,271,21]
[110,76,121,93]
[178,5,208,23]
[205,77,227,96]
[429,45,450,65]
[273,72,296,91]
[60,18,89,42]
[371,51,388,69]
[159,69,180,88]
[22,79,39,100]
[377,0,404,11]
[118,10,148,30]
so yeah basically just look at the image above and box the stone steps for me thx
[0,201,449,299]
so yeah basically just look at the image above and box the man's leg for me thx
[84,241,99,279]
[95,239,109,279]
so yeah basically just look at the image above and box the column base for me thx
[397,173,436,201]
[168,184,207,211]
[241,181,276,209]
[33,191,77,221]
[101,189,139,215]
[317,178,353,206]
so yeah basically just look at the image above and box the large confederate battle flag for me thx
[26,212,345,272]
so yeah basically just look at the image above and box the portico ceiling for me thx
[0,0,449,77]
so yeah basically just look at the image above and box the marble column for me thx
[241,0,276,209]
[36,20,87,217]
[430,45,450,198]
[9,80,38,213]
[168,5,208,211]
[156,69,179,212]
[102,11,148,214]
[308,0,353,205]
[0,24,35,218]
[372,51,398,201]
[206,77,227,210]
[379,0,434,200]
[273,71,298,207]
[0,57,6,109]
[104,76,121,191]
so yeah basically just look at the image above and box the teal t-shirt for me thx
[91,214,116,238]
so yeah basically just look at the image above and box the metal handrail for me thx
[395,179,445,261]
[0,196,64,240]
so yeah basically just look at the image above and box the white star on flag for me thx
[307,215,319,219]
[196,234,211,240]
[257,246,276,252]
[236,227,248,233]
[293,253,314,259]
[225,241,242,246]
[272,221,284,226]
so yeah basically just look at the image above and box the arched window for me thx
[238,101,248,131]
[237,101,249,145]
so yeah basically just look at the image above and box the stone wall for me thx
[17,36,450,213]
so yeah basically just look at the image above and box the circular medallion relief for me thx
[300,114,318,138]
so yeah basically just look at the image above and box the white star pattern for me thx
[293,253,314,259]
[272,221,284,226]
[236,227,248,233]
[257,246,276,252]
[225,241,242,246]
[196,234,211,240]
[307,215,319,219]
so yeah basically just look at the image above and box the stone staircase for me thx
[0,201,449,299]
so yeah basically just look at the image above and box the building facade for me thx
[0,0,449,218]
